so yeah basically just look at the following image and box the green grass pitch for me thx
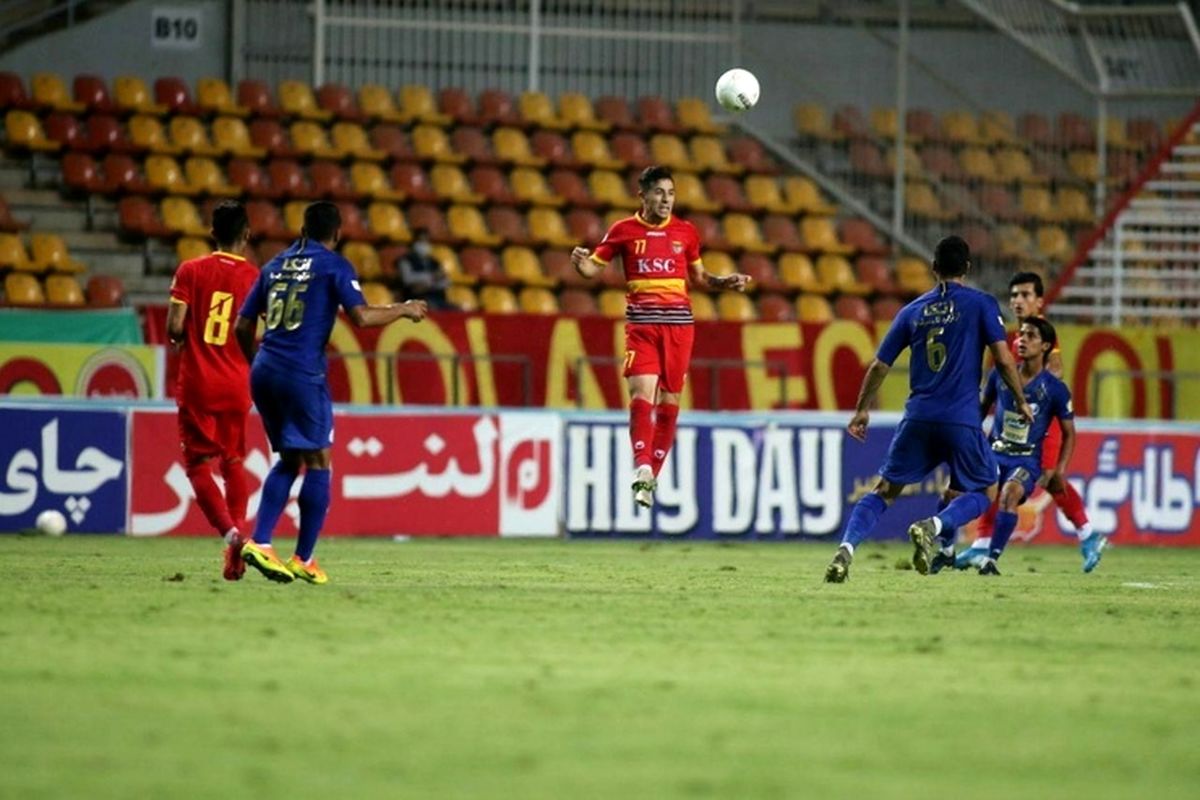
[2,536,1198,799]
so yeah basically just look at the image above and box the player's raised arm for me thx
[570,246,605,280]
[987,340,1034,422]
[348,300,427,327]
[847,358,890,442]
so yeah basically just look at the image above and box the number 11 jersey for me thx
[239,240,366,384]
[169,250,259,411]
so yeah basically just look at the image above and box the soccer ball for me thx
[715,68,760,113]
[37,509,67,536]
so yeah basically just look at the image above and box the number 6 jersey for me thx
[239,240,367,384]
[169,250,259,411]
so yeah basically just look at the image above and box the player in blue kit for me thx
[234,202,427,584]
[970,317,1080,575]
[824,236,1032,583]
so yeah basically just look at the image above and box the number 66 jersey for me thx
[169,250,259,411]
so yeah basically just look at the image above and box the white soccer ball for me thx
[715,68,760,113]
[37,509,67,536]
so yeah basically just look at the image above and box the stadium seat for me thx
[390,164,436,203]
[904,182,953,221]
[527,208,577,249]
[595,96,639,131]
[589,171,640,210]
[451,126,499,166]
[855,256,897,296]
[98,154,152,195]
[0,233,38,272]
[559,288,599,316]
[995,148,1042,184]
[479,285,518,314]
[570,131,624,171]
[801,217,853,255]
[169,117,221,157]
[636,96,680,134]
[676,97,723,135]
[760,215,805,252]
[401,85,451,125]
[718,292,756,321]
[459,248,504,285]
[316,83,362,122]
[519,287,559,314]
[45,274,85,306]
[551,170,599,210]
[4,272,44,305]
[896,256,934,295]
[687,292,715,321]
[486,206,533,246]
[694,137,743,175]
[941,110,983,146]
[332,122,386,161]
[511,168,565,207]
[530,130,577,168]
[448,205,501,247]
[674,173,720,214]
[4,111,61,153]
[998,225,1034,260]
[705,175,753,213]
[178,157,234,197]
[197,78,249,117]
[28,233,83,275]
[885,144,922,179]
[237,79,283,118]
[1104,117,1135,151]
[86,275,125,308]
[127,115,179,155]
[351,162,405,202]
[832,105,870,139]
[244,200,290,240]
[738,253,784,293]
[406,203,451,242]
[117,196,173,239]
[1036,225,1073,262]
[358,84,405,123]
[757,293,794,322]
[1017,113,1054,148]
[478,89,522,128]
[0,197,28,232]
[848,140,890,180]
[872,296,903,321]
[212,117,266,158]
[432,165,485,205]
[961,224,996,259]
[42,112,83,150]
[870,107,899,140]
[437,87,478,126]
[649,134,692,172]
[0,73,34,112]
[796,294,833,323]
[561,208,602,244]
[1019,186,1056,223]
[269,159,317,200]
[793,103,838,141]
[980,185,1020,222]
[31,73,85,113]
[502,246,555,287]
[279,80,332,122]
[834,295,872,326]
[342,242,383,280]
[727,137,777,174]
[1067,151,1099,183]
[520,91,569,130]
[919,145,964,182]
[361,281,394,306]
[161,197,210,237]
[840,219,888,256]
[539,250,589,289]
[906,108,941,142]
[114,76,166,115]
[559,93,609,132]
[1058,112,1095,149]
[311,162,361,201]
[493,128,544,167]
[742,175,791,214]
[816,255,871,296]
[282,201,306,237]
[229,160,279,200]
[468,166,518,205]
[413,125,466,164]
[154,77,200,116]
[783,176,836,214]
[980,109,1018,146]
[71,74,115,114]
[1055,187,1093,224]
[290,121,340,159]
[609,132,653,170]
[447,285,479,311]
[1127,118,1162,151]
[689,213,732,252]
[598,289,627,318]
[367,202,412,243]
[959,147,998,182]
[703,251,737,280]
[176,236,210,263]
[724,214,776,254]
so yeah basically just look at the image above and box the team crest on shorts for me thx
[671,241,683,253]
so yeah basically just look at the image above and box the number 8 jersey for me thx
[875,282,1007,427]
[169,250,259,410]
[239,240,367,384]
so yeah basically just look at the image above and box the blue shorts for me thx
[880,419,998,492]
[250,362,333,452]
[996,452,1040,500]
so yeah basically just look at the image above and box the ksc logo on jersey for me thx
[635,257,675,274]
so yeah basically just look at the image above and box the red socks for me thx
[629,398,655,468]
[976,500,998,538]
[186,460,236,535]
[1051,481,1089,529]
[650,403,680,477]
[220,458,249,530]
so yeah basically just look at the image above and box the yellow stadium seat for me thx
[589,171,640,210]
[723,214,776,254]
[360,281,394,305]
[176,237,209,263]
[941,110,984,145]
[980,110,1018,146]
[559,93,610,132]
[160,197,208,237]
[1067,151,1099,182]
[129,115,181,155]
[793,103,840,141]
[800,217,853,255]
[704,251,737,278]
[676,98,724,135]
[493,127,545,167]
[783,176,836,215]
[570,131,625,170]
[511,168,565,207]
[995,148,1043,183]
[519,287,559,314]
[743,176,792,214]
[480,285,518,314]
[870,107,899,139]
[145,155,197,195]
[959,147,998,181]
[367,202,412,243]
[1036,225,1073,262]
[796,294,833,323]
[283,201,306,237]
[1019,186,1056,223]
[431,165,485,205]
[649,134,691,171]
[998,226,1034,260]
[447,285,479,311]
[1106,117,1134,151]
[603,209,630,228]
[351,163,405,202]
[332,122,386,161]
[30,233,86,274]
[598,289,626,319]
[44,274,85,306]
[1056,187,1093,224]
[690,292,717,321]
[197,78,249,117]
[896,257,934,295]
[527,208,576,249]
[717,292,756,321]
[4,111,61,153]
[290,121,341,159]
[519,91,570,130]
[673,173,720,213]
[358,84,405,123]
[690,136,742,175]
[114,76,167,115]
[169,117,222,157]
[279,80,332,121]
[400,85,451,125]
[778,253,827,294]
[502,247,555,287]
[212,117,266,158]
[904,182,953,221]
[448,205,501,247]
[816,254,870,296]
[4,272,45,304]
[31,73,85,113]
[412,125,467,164]
[432,245,475,286]
[0,233,40,273]
[342,242,383,281]
[886,144,922,179]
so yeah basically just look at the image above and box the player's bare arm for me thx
[847,358,891,442]
[688,260,751,292]
[166,299,187,346]
[570,246,604,280]
[1046,349,1064,379]
[988,341,1034,422]
[349,300,428,328]
[1056,416,1077,477]
[234,316,257,363]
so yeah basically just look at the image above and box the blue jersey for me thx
[983,367,1073,463]
[876,282,1006,428]
[238,240,366,383]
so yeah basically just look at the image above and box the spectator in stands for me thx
[396,230,455,310]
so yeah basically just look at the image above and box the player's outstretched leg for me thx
[185,459,245,581]
[219,458,251,581]
[629,397,656,508]
[824,492,889,583]
[928,496,956,574]
[242,458,300,583]
[956,501,996,570]
[910,491,991,575]
[287,467,331,585]
[649,403,680,479]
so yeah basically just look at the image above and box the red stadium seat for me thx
[117,196,173,239]
[550,170,598,210]
[245,200,292,240]
[840,219,889,256]
[406,203,452,242]
[565,208,604,243]
[468,166,517,205]
[370,124,416,161]
[855,256,898,296]
[1017,113,1054,148]
[237,79,283,118]
[0,197,28,232]
[316,83,363,121]
[438,87,479,125]
[726,137,777,174]
[80,115,136,155]
[450,126,499,165]
[43,112,84,149]
[738,253,784,293]
[460,247,506,284]
[595,96,639,131]
[705,175,753,213]
[485,206,532,246]
[636,96,681,134]
[86,275,125,308]
[478,89,522,128]
[761,215,805,252]
[834,295,873,326]
[758,293,794,321]
[833,106,870,139]
[610,132,652,169]
[154,77,201,115]
[250,119,299,158]
[871,296,903,321]
[101,154,153,194]
[391,163,437,203]
[228,159,281,200]
[0,73,34,111]
[311,162,360,201]
[1057,112,1095,149]
[559,288,599,316]
[541,250,590,288]
[530,130,577,168]
[72,74,116,113]
[61,152,103,194]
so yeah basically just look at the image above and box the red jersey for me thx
[590,212,701,324]
[169,251,258,411]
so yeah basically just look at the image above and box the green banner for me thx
[0,309,143,345]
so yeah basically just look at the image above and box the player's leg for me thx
[287,447,332,585]
[625,325,662,508]
[242,366,298,582]
[649,325,694,478]
[1043,470,1102,572]
[824,476,906,583]
[911,425,999,575]
[955,493,996,570]
[217,412,251,580]
[178,407,239,538]
[979,469,1034,576]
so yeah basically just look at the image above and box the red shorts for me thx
[1041,417,1063,471]
[178,405,247,465]
[623,323,695,394]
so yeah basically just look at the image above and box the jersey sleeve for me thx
[1053,380,1075,421]
[875,306,912,366]
[169,261,193,305]
[981,295,1007,345]
[238,271,267,320]
[686,224,702,265]
[335,260,367,311]
[591,222,621,265]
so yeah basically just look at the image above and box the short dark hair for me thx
[1023,316,1057,352]
[638,165,674,194]
[302,201,341,243]
[210,201,248,248]
[932,235,970,278]
[1008,271,1045,297]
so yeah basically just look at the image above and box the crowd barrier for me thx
[2,400,1198,546]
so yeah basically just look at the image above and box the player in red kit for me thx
[166,201,260,580]
[570,166,750,507]
[956,271,1102,572]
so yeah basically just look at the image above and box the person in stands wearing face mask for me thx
[397,230,455,310]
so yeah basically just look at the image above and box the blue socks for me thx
[254,460,300,545]
[295,468,331,562]
[936,491,990,534]
[840,493,888,548]
[990,510,1018,560]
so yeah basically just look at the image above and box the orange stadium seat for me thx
[757,293,794,322]
[855,256,897,296]
[480,285,518,314]
[366,202,412,243]
[598,289,626,319]
[31,73,85,113]
[896,256,934,296]
[4,111,61,154]
[197,78,249,117]
[34,234,87,276]
[114,76,166,115]
[609,132,652,169]
[718,292,756,322]
[519,91,569,130]
[86,275,125,308]
[723,214,776,254]
[551,170,599,210]
[282,201,306,237]
[816,255,871,296]
[401,85,451,125]
[705,175,752,212]
[835,295,872,326]
[4,272,44,304]
[511,168,565,207]
[0,233,38,272]
[447,285,478,311]
[800,217,853,255]
[872,296,903,322]
[560,93,609,132]
[1067,151,1099,183]
[959,147,999,182]
[589,170,640,210]
[461,248,505,284]
[351,162,405,202]
[794,103,840,141]
[530,130,576,168]
[676,97,724,135]
[432,165,485,205]
[649,134,691,171]
[358,85,405,123]
[761,215,805,252]
[358,281,392,306]
[343,242,383,281]
[45,274,85,306]
[565,208,604,243]
[316,83,363,122]
[796,294,833,323]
